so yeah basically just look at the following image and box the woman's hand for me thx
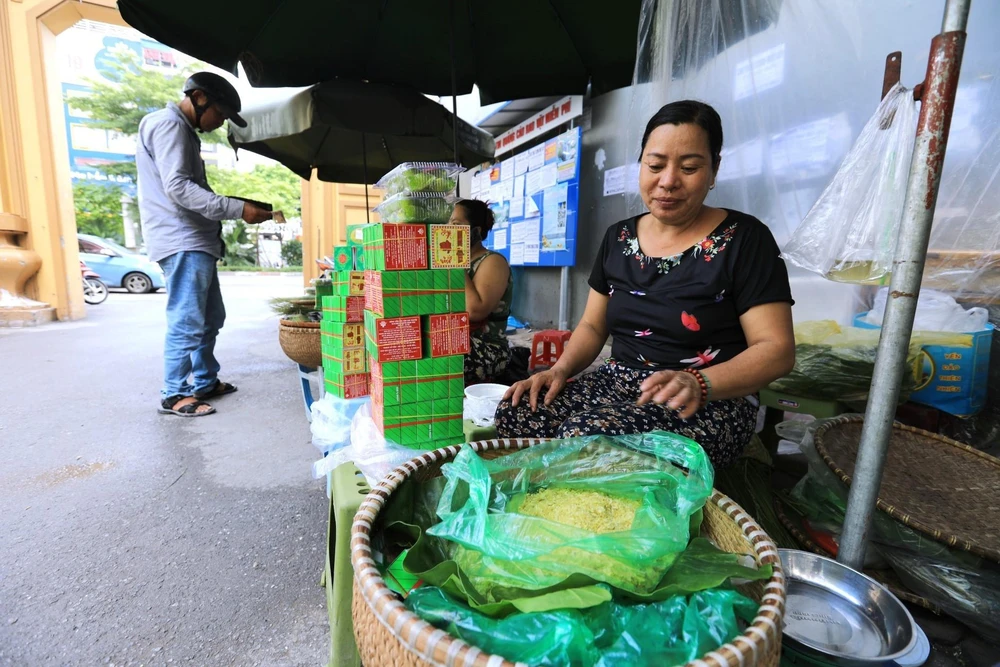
[636,370,703,418]
[504,367,570,412]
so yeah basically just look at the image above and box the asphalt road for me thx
[0,274,330,667]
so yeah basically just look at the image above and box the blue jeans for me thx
[158,251,225,399]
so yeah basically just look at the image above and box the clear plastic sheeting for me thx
[0,289,47,309]
[623,0,1000,448]
[625,0,1000,307]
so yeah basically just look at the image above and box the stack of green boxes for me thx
[320,228,369,399]
[364,162,471,450]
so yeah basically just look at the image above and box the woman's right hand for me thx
[505,367,569,412]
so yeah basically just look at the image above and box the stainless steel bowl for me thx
[779,549,927,666]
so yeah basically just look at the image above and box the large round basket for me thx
[277,319,321,368]
[814,415,1000,564]
[351,438,786,667]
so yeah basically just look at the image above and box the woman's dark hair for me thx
[456,199,496,238]
[639,100,723,169]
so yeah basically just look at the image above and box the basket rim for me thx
[814,415,1000,564]
[350,437,786,667]
[279,319,320,329]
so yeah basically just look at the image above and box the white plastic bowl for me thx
[464,383,510,401]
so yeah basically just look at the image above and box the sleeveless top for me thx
[469,250,512,345]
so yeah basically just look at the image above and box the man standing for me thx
[137,72,271,417]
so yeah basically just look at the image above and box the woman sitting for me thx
[449,199,513,385]
[495,101,795,469]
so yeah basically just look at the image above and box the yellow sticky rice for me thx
[517,487,640,533]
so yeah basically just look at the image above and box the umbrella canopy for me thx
[116,0,642,104]
[229,80,495,183]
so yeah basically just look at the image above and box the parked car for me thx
[77,234,166,293]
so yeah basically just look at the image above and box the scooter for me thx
[81,261,108,305]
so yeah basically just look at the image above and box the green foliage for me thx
[73,183,125,244]
[220,220,257,266]
[280,239,303,266]
[68,46,227,145]
[206,164,302,218]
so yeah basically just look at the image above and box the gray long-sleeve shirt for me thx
[136,103,244,263]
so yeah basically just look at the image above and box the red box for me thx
[369,315,422,362]
[325,372,370,399]
[364,269,383,314]
[423,313,470,358]
[380,224,428,271]
[344,296,364,322]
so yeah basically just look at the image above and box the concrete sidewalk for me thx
[0,274,329,666]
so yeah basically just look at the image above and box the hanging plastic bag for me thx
[427,433,713,597]
[310,393,368,453]
[404,585,757,667]
[782,84,919,284]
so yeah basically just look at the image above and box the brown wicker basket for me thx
[351,438,786,667]
[814,415,1000,564]
[277,319,321,368]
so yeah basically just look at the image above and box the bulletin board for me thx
[470,127,581,267]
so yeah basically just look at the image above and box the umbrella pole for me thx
[449,0,459,166]
[837,0,971,572]
[362,133,370,223]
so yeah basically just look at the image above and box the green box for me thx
[417,270,434,290]
[450,290,466,313]
[450,269,465,289]
[333,245,353,270]
[400,295,418,317]
[433,271,448,291]
[347,224,366,248]
[383,296,402,319]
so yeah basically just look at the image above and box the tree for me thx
[205,164,302,219]
[73,183,126,244]
[220,221,257,267]
[281,239,303,267]
[69,47,227,146]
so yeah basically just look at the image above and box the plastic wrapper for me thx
[312,400,422,484]
[780,84,918,284]
[0,288,48,309]
[405,585,757,667]
[374,162,462,197]
[863,288,990,333]
[373,192,457,223]
[427,433,713,597]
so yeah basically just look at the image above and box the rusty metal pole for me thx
[838,0,971,571]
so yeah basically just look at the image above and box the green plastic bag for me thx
[405,585,758,667]
[427,432,713,596]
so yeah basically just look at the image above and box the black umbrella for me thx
[116,0,642,105]
[228,80,495,184]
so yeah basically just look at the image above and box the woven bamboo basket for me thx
[814,415,1000,564]
[351,438,786,667]
[277,319,321,368]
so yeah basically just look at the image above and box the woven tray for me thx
[772,497,939,613]
[814,415,1000,564]
[351,438,786,667]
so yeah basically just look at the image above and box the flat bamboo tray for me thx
[350,437,786,667]
[814,416,1000,563]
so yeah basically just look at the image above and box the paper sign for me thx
[510,221,527,245]
[525,196,541,218]
[524,217,540,243]
[524,242,540,264]
[540,163,558,190]
[500,178,514,200]
[627,163,641,192]
[493,228,507,250]
[603,166,626,196]
[525,170,543,196]
[556,160,576,183]
[513,175,525,198]
[544,139,558,163]
[501,157,515,182]
[542,183,568,251]
[509,197,524,219]
[510,244,525,265]
[528,144,545,171]
[489,184,504,203]
[514,154,528,176]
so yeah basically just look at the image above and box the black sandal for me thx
[194,380,238,400]
[158,394,216,417]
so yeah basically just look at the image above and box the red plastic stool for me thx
[529,329,572,371]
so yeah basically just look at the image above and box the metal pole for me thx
[838,0,971,571]
[558,266,570,330]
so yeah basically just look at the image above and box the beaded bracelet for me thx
[682,368,711,406]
